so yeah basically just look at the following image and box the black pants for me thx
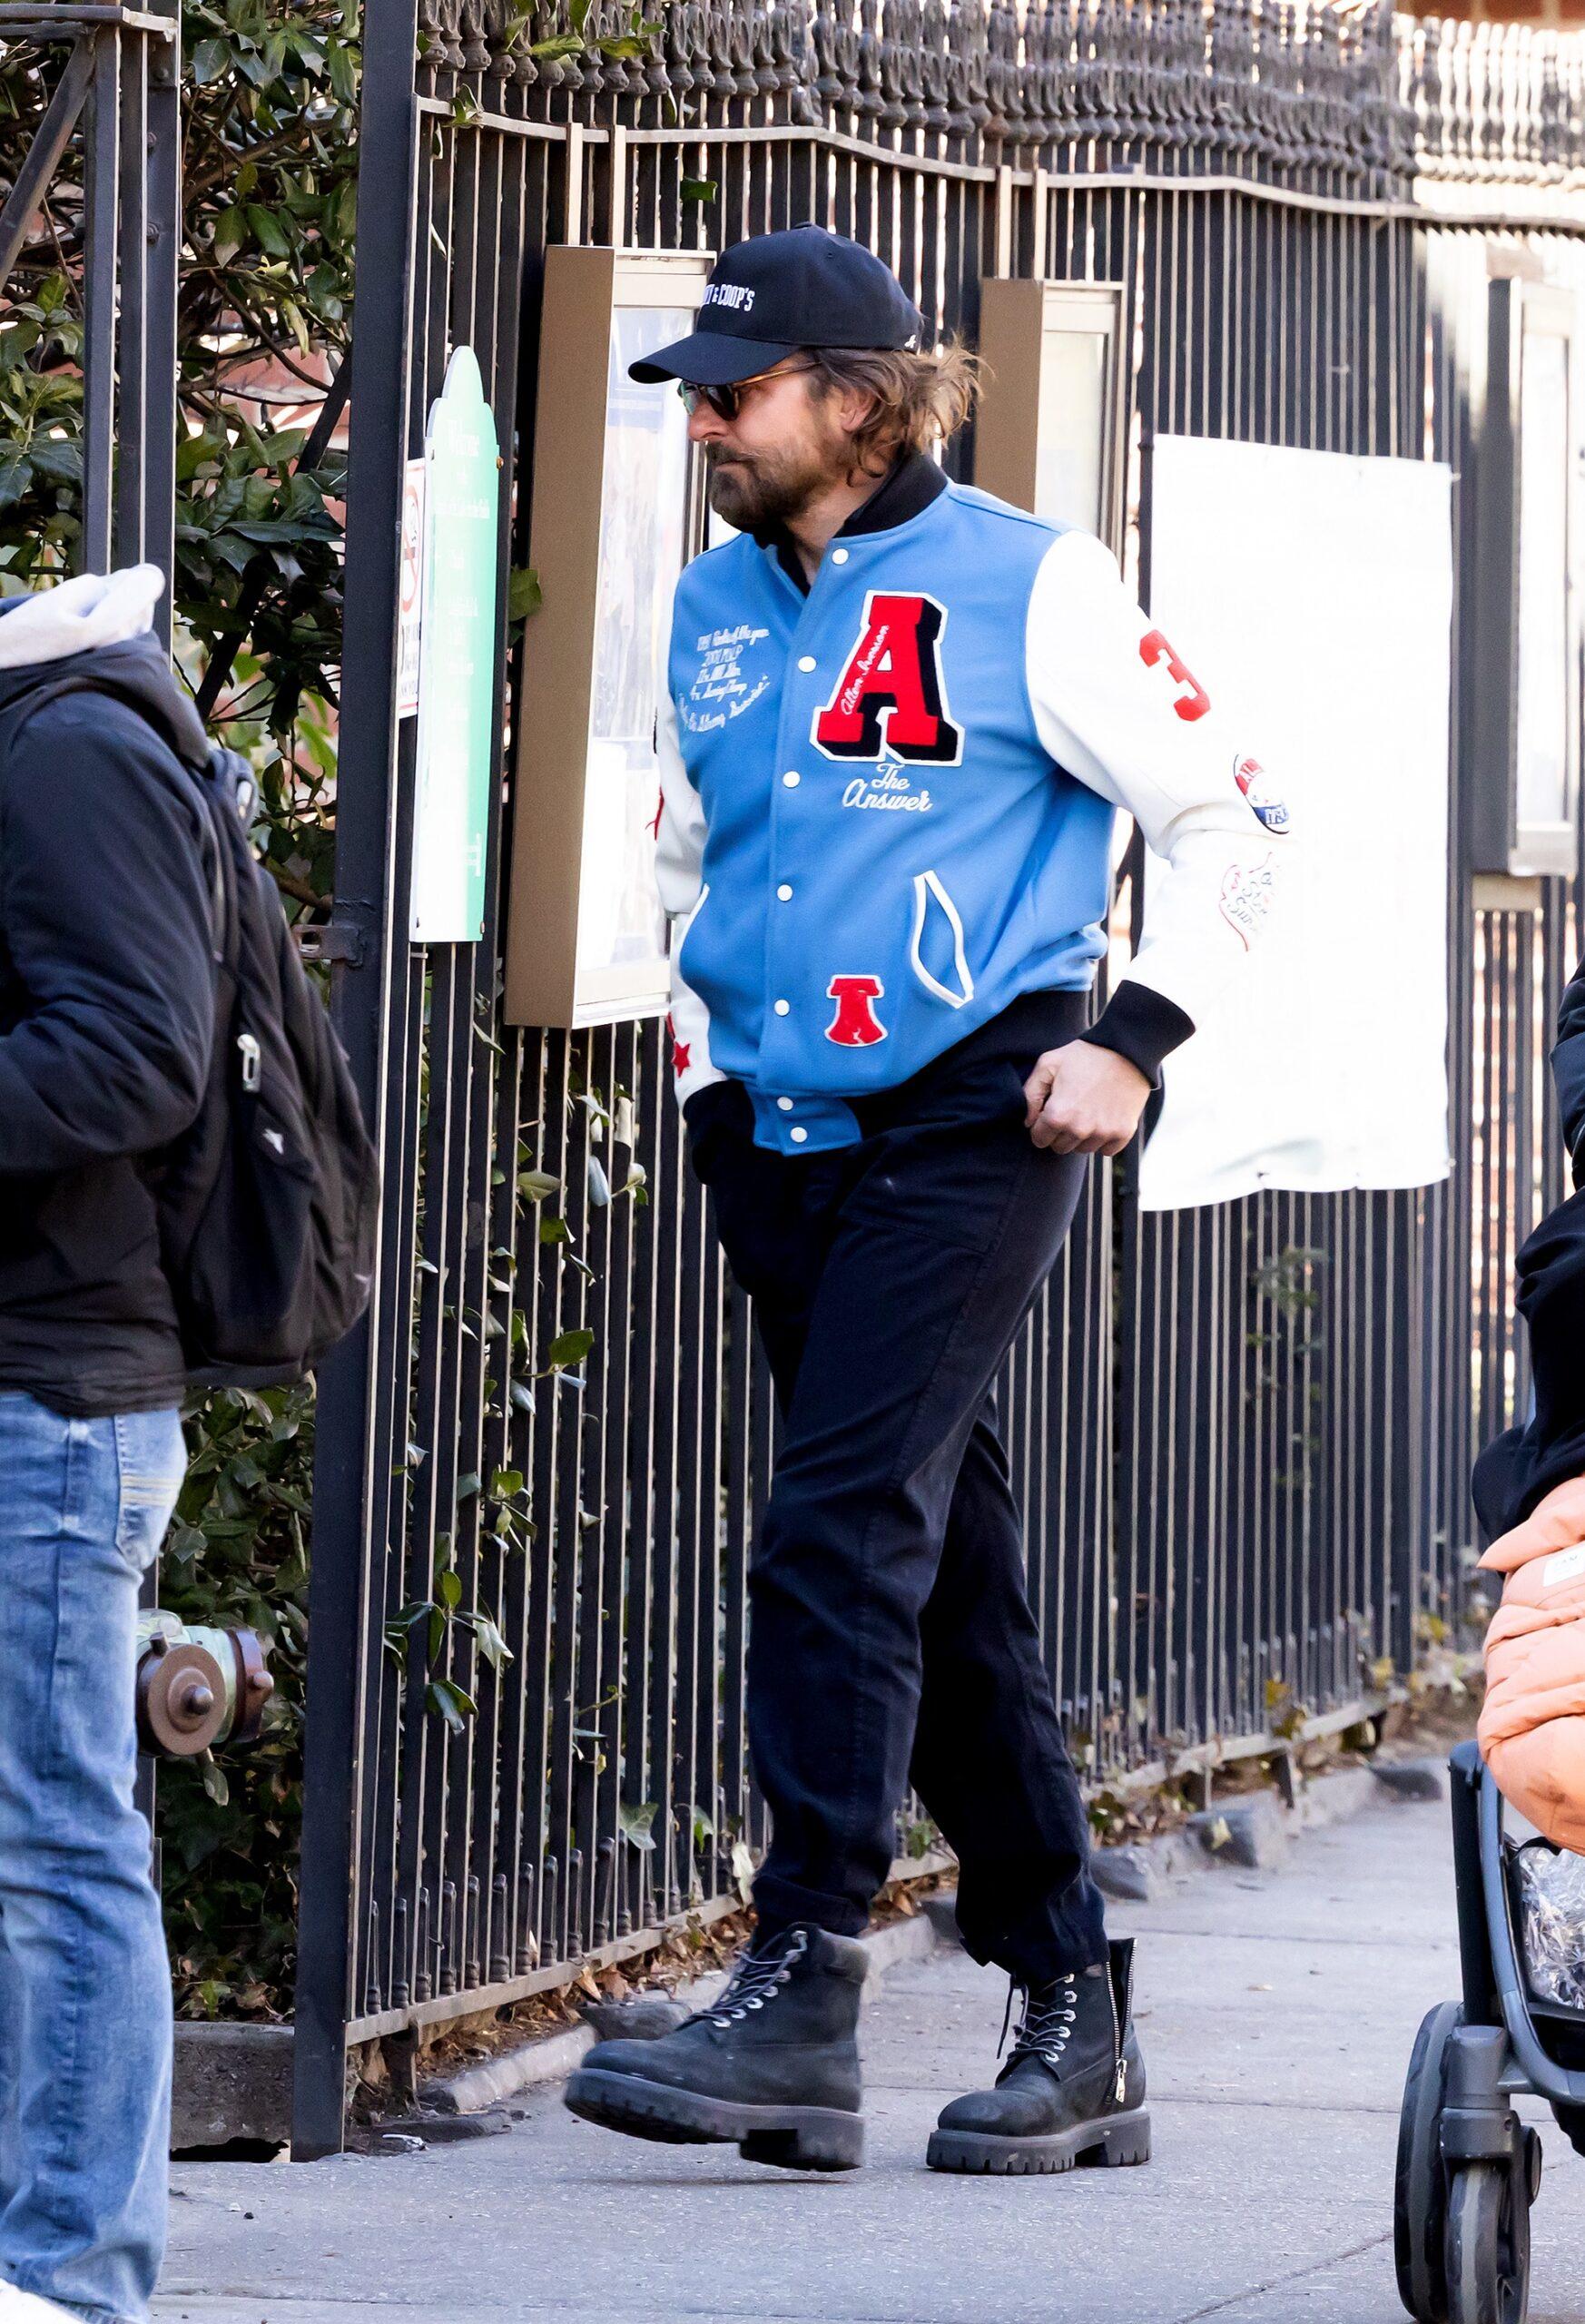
[690,992,1109,1984]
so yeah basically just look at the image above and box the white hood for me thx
[0,565,165,669]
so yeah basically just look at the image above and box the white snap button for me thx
[790,1126,809,1144]
[774,999,791,1016]
[797,655,817,673]
[831,547,850,565]
[777,883,792,901]
[777,1096,793,1112]
[783,770,801,788]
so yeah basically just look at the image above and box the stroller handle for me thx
[1476,1746,1585,2108]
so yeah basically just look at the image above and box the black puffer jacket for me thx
[1472,1187,1585,1539]
[1555,955,1585,1189]
[1473,958,1585,1538]
[0,579,214,1416]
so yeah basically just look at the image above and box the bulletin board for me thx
[1137,434,1455,1213]
[503,246,712,1028]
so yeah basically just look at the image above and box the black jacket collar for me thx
[755,449,948,594]
[836,448,948,536]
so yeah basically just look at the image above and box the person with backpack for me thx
[0,563,375,2324]
[0,564,212,2323]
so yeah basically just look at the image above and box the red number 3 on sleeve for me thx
[1138,628,1211,723]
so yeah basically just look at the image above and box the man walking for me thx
[567,227,1287,2176]
[0,567,213,2319]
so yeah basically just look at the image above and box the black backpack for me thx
[5,675,379,1386]
[163,737,379,1385]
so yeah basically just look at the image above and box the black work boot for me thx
[926,1936,1149,2175]
[564,1922,866,2171]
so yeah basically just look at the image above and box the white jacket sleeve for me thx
[1025,529,1291,1076]
[654,641,726,1109]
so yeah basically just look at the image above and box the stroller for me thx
[1393,1742,1585,2324]
[1396,961,1585,2324]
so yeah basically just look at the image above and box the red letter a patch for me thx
[812,592,963,765]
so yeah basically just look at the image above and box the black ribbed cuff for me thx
[1078,980,1196,1089]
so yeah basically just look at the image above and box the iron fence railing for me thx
[287,0,1585,2155]
[0,4,181,603]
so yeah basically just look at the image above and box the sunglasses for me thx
[677,359,819,422]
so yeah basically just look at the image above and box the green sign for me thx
[409,345,501,942]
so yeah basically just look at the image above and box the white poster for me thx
[1138,435,1454,1212]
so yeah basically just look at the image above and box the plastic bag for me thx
[1516,1839,1585,2007]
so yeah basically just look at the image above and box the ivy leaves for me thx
[520,0,665,66]
[159,1383,315,2020]
[0,276,85,579]
[1,8,357,934]
[384,1542,514,1735]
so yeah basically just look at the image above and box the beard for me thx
[705,432,843,534]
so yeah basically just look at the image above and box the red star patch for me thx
[666,1013,690,1078]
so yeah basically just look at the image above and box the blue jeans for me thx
[0,1393,185,2324]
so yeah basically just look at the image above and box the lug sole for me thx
[925,2107,1152,2177]
[565,2065,864,2172]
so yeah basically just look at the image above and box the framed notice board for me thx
[974,278,1127,550]
[1471,276,1581,881]
[504,245,714,1028]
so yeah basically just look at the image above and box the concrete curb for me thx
[422,2022,598,2114]
[1094,1756,1447,1901]
[172,2023,293,2152]
[409,1754,1452,2119]
[421,1908,940,2118]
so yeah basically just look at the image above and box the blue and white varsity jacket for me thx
[655,455,1287,1154]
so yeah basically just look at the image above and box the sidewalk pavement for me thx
[155,1791,1585,2324]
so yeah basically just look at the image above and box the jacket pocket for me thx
[113,1407,187,1574]
[909,869,975,1009]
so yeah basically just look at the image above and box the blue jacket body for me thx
[655,460,1285,1153]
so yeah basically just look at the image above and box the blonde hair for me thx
[808,340,983,474]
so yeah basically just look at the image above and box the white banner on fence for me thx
[1137,434,1455,1213]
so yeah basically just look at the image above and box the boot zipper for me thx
[1114,2054,1127,2104]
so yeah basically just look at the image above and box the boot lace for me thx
[688,1925,810,2030]
[999,1973,1078,2073]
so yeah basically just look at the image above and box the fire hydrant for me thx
[134,1613,274,1758]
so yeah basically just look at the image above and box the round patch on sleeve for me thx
[1234,753,1291,837]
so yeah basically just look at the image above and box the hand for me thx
[1023,1041,1151,1156]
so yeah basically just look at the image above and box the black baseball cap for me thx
[627,225,925,388]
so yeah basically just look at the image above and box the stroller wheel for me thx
[1396,2001,1462,2321]
[1444,2153,1531,2324]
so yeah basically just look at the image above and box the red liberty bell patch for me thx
[824,975,888,1047]
[812,592,962,765]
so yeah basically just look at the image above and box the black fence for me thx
[290,0,1585,2156]
[0,0,1572,2175]
[10,0,1554,2160]
[0,3,180,599]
